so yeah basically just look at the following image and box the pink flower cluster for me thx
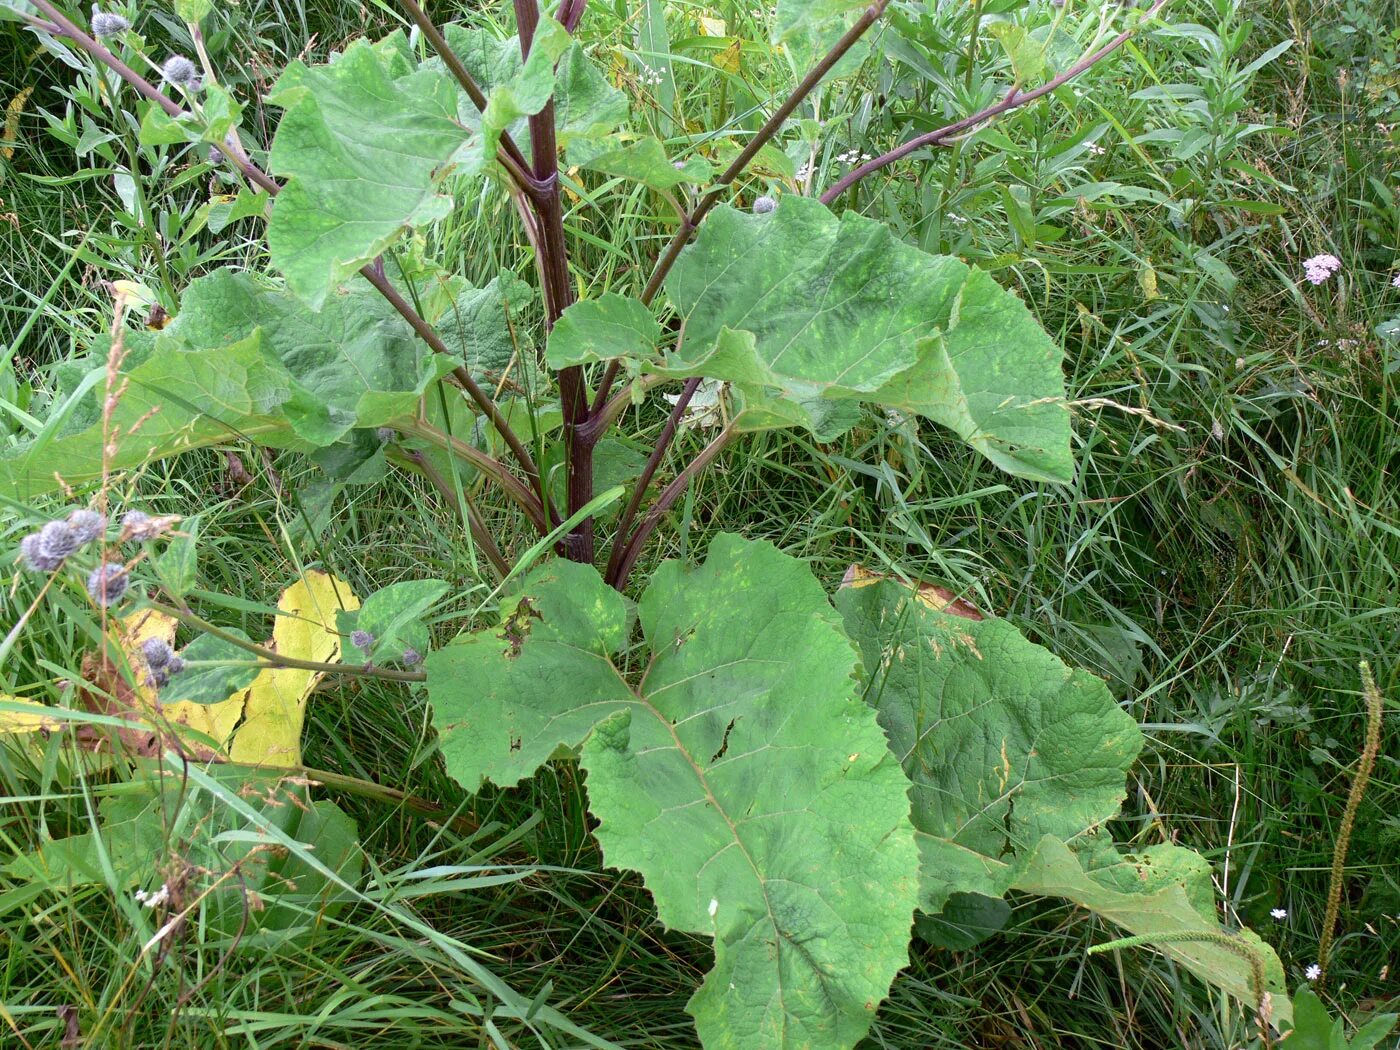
[1303,254,1342,285]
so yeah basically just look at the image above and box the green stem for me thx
[148,600,427,683]
[1317,661,1386,987]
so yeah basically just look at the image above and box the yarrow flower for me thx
[161,55,200,89]
[1086,142,1106,157]
[752,195,776,215]
[134,883,170,908]
[350,629,375,651]
[1302,254,1342,285]
[1270,908,1287,920]
[638,62,667,87]
[86,563,130,606]
[68,508,107,545]
[90,10,130,36]
[1304,963,1321,981]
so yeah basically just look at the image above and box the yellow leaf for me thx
[1138,260,1159,301]
[715,40,742,74]
[2,87,32,161]
[118,609,246,749]
[699,15,725,35]
[228,571,358,768]
[0,697,62,735]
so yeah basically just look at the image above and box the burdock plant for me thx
[5,0,1295,1045]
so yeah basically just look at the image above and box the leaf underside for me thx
[427,535,920,1049]
[0,270,451,498]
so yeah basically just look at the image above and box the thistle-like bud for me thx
[208,146,225,165]
[376,427,395,443]
[141,637,173,668]
[37,521,80,564]
[87,563,130,606]
[161,55,200,89]
[145,667,170,688]
[20,534,65,573]
[91,10,130,37]
[166,655,186,675]
[752,195,777,215]
[350,630,374,651]
[121,510,160,541]
[401,647,422,667]
[68,508,107,545]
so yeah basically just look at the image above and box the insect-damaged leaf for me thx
[427,535,919,1049]
[837,576,1289,1021]
[836,576,1141,913]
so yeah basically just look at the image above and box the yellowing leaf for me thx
[228,571,358,768]
[840,564,984,621]
[118,609,247,749]
[714,40,741,74]
[0,697,62,734]
[698,15,725,35]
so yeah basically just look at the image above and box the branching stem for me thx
[606,420,737,588]
[819,0,1170,203]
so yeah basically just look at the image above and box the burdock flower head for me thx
[87,563,130,606]
[752,195,777,215]
[161,55,200,89]
[350,629,375,652]
[141,637,173,669]
[91,9,130,36]
[401,647,422,667]
[20,520,80,572]
[68,508,107,545]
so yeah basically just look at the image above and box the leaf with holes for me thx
[427,534,919,1048]
[837,575,1289,1020]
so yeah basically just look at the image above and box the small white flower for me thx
[1302,254,1342,285]
[134,883,171,908]
[1086,143,1107,156]
[1270,908,1287,920]
[708,898,719,918]
[1391,272,1400,289]
[1304,963,1321,981]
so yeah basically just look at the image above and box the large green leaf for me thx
[427,535,919,1049]
[265,24,613,309]
[546,197,1073,480]
[0,271,452,498]
[836,577,1142,913]
[837,577,1289,1019]
[266,37,476,308]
